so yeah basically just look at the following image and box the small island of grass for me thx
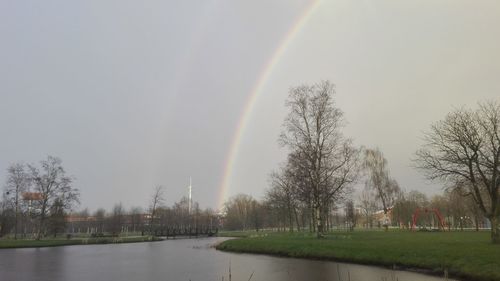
[216,230,500,281]
[0,235,164,249]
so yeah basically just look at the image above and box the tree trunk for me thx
[37,205,47,240]
[294,208,301,232]
[315,206,323,238]
[37,217,44,240]
[311,206,316,233]
[287,203,294,232]
[14,192,18,240]
[383,209,389,232]
[490,216,500,244]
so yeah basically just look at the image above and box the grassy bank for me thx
[216,231,500,281]
[0,236,164,249]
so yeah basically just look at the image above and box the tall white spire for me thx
[188,177,192,215]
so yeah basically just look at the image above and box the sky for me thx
[1,1,500,212]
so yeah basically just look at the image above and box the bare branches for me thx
[149,185,165,235]
[4,163,30,239]
[363,148,400,230]
[415,100,500,243]
[278,81,360,237]
[25,156,79,239]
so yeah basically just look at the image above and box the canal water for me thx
[0,238,452,281]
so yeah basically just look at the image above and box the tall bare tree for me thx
[415,101,500,243]
[363,148,400,230]
[109,202,124,236]
[4,163,29,239]
[129,206,144,234]
[149,185,165,235]
[28,156,79,239]
[0,196,15,237]
[345,200,357,231]
[280,81,359,237]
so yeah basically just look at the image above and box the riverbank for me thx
[216,230,500,281]
[0,236,164,249]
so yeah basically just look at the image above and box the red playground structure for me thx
[411,208,448,231]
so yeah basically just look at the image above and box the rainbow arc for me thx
[217,0,322,208]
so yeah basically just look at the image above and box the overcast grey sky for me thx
[1,1,500,212]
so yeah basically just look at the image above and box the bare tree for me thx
[0,196,15,237]
[4,163,29,239]
[149,185,165,235]
[363,148,400,231]
[415,101,500,243]
[129,206,144,234]
[392,190,429,229]
[345,200,357,231]
[280,81,360,237]
[465,193,484,231]
[48,198,66,238]
[93,208,106,234]
[28,156,79,239]
[267,165,300,232]
[358,184,378,228]
[249,200,264,232]
[109,203,124,236]
[286,150,314,231]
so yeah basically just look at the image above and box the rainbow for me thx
[217,0,322,208]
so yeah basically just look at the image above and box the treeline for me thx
[222,186,488,233]
[222,193,353,232]
[68,196,218,237]
[359,188,485,230]
[0,159,218,239]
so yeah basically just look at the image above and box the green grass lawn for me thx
[0,236,163,249]
[217,230,262,238]
[216,230,500,281]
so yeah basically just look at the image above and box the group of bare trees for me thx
[260,80,499,243]
[67,204,217,237]
[0,159,219,239]
[222,192,350,233]
[390,189,486,231]
[260,82,413,236]
[64,191,219,237]
[223,194,262,231]
[266,81,360,237]
[1,156,79,239]
[147,194,218,236]
[260,82,405,236]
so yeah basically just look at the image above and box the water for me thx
[0,238,452,281]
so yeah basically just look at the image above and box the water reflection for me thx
[0,238,452,281]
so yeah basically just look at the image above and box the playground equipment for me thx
[411,208,448,231]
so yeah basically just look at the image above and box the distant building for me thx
[21,192,44,215]
[373,207,393,227]
[21,192,44,201]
